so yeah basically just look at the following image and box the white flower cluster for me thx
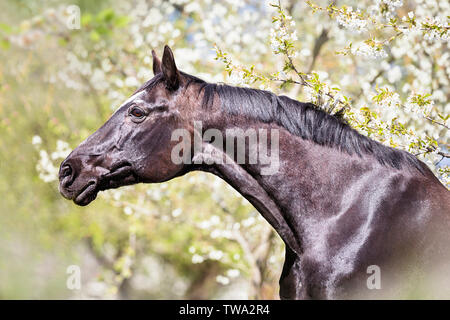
[229,70,246,86]
[36,150,59,183]
[376,92,401,109]
[401,14,449,42]
[270,16,297,56]
[191,254,204,264]
[189,246,226,264]
[422,17,449,42]
[352,108,367,125]
[404,95,434,116]
[32,135,42,146]
[216,275,230,285]
[209,250,224,260]
[241,216,256,227]
[198,215,221,229]
[352,42,388,59]
[374,0,403,19]
[378,0,403,9]
[335,7,367,33]
[210,228,233,239]
[51,140,71,159]
[438,169,450,189]
[34,137,71,183]
[226,269,240,278]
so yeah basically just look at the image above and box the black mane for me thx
[143,72,424,172]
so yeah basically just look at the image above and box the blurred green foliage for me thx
[0,0,283,299]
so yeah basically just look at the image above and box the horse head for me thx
[59,46,200,206]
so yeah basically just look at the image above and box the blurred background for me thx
[0,0,448,299]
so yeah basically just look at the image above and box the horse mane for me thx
[141,72,424,172]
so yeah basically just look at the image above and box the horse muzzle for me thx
[58,156,99,206]
[59,154,135,206]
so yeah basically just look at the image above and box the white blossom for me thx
[336,8,367,33]
[216,275,230,285]
[352,43,388,59]
[51,140,71,160]
[375,0,403,10]
[32,135,42,146]
[209,250,224,260]
[124,76,139,87]
[226,269,240,278]
[404,94,434,116]
[421,17,449,42]
[241,216,255,227]
[36,150,59,183]
[192,254,204,264]
[171,208,182,217]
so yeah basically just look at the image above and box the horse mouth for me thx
[74,180,98,206]
[73,162,136,206]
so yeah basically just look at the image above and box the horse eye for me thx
[130,107,145,118]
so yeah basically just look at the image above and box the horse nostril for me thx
[59,163,75,187]
[61,164,72,178]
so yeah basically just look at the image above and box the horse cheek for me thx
[138,122,184,182]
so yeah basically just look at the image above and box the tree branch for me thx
[307,28,329,73]
[423,116,450,130]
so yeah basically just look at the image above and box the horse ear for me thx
[161,45,179,90]
[152,50,162,75]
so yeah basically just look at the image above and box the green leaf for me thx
[0,38,10,50]
[0,23,12,34]
[90,30,100,42]
[98,8,115,23]
[57,38,68,47]
[81,14,92,26]
[114,16,129,28]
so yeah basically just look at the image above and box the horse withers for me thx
[59,46,450,299]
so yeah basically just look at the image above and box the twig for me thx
[423,116,450,130]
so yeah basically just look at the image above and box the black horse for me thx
[59,46,450,299]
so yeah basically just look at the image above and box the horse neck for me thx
[195,114,376,255]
